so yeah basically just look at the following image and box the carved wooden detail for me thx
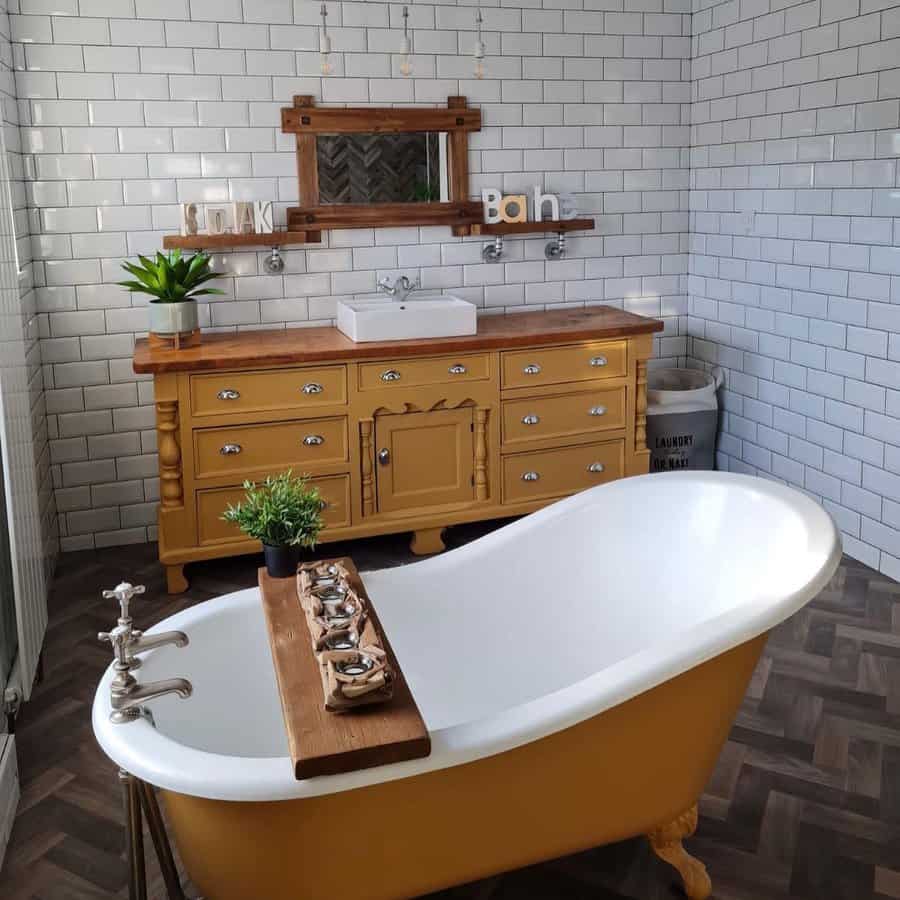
[474,407,488,502]
[156,400,183,509]
[646,805,711,900]
[371,397,477,418]
[635,359,648,453]
[360,419,375,518]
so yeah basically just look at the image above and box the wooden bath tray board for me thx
[259,558,431,779]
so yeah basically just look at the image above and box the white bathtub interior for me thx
[135,472,838,761]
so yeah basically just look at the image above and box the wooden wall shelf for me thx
[472,218,595,237]
[162,231,322,251]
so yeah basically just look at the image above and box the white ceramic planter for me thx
[149,300,199,337]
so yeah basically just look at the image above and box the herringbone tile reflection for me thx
[3,530,899,900]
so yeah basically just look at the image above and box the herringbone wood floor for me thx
[2,522,900,899]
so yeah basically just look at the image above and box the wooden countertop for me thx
[133,307,664,374]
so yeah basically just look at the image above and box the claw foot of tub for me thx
[646,804,711,900]
[410,527,446,555]
[166,564,188,595]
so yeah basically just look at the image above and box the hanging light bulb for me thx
[319,2,333,76]
[473,8,486,80]
[399,5,413,77]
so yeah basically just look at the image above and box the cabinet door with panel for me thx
[375,408,475,514]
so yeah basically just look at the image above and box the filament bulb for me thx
[319,3,332,76]
[399,6,412,77]
[474,40,486,80]
[473,8,486,81]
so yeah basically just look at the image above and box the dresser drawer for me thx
[501,341,627,390]
[358,353,490,391]
[502,386,626,447]
[194,417,348,479]
[196,474,351,546]
[502,440,623,505]
[190,366,347,418]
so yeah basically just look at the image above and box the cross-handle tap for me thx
[376,274,421,302]
[98,582,188,670]
[98,582,193,725]
[102,581,144,629]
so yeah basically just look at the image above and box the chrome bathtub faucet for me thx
[98,582,192,725]
[377,274,421,302]
[100,581,189,669]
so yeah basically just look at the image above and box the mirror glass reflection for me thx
[316,132,448,204]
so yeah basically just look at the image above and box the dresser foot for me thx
[165,564,188,595]
[410,527,445,556]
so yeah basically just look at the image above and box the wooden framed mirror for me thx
[281,95,483,239]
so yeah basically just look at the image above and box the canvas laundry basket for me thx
[646,367,722,472]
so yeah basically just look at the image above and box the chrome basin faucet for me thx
[377,274,420,302]
[98,582,192,724]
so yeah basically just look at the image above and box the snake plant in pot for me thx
[118,250,223,347]
[222,471,325,577]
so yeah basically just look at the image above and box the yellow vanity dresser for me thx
[133,307,663,592]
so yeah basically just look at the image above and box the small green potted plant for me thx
[222,471,325,578]
[118,249,223,348]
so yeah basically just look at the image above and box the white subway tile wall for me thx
[10,0,900,577]
[690,0,900,579]
[12,0,693,551]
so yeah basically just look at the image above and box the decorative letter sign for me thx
[533,187,560,222]
[499,195,527,224]
[481,187,562,226]
[254,200,274,234]
[481,188,502,224]
[232,202,255,235]
[180,203,199,236]
[205,207,228,236]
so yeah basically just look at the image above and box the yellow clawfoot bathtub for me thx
[93,472,841,899]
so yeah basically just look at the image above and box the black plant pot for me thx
[263,543,301,578]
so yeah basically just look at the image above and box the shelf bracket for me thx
[482,234,504,263]
[264,246,285,274]
[545,231,566,260]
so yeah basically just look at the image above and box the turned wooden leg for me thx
[646,804,711,900]
[165,564,188,595]
[410,527,446,556]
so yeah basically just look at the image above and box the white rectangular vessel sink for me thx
[337,295,477,343]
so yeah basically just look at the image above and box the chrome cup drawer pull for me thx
[301,382,323,395]
[521,471,540,482]
[590,356,608,367]
[448,364,467,375]
[522,414,540,426]
[217,389,240,401]
[381,369,402,382]
[219,443,242,455]
[589,405,607,416]
[523,364,541,375]
[303,435,325,446]
[587,462,605,473]
[318,499,329,511]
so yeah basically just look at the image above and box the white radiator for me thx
[0,111,47,700]
[0,374,47,701]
